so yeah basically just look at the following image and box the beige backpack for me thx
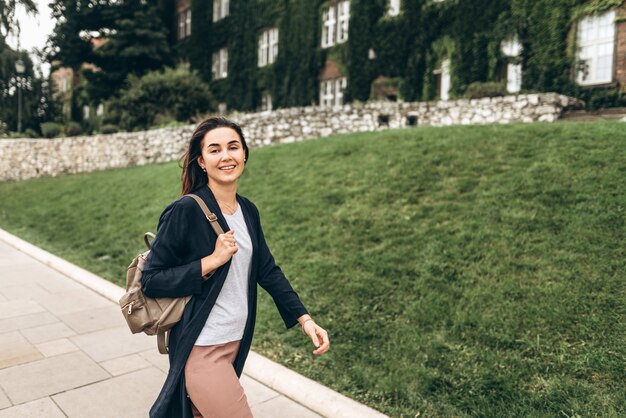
[119,194,224,354]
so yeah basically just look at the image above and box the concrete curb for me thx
[0,227,388,418]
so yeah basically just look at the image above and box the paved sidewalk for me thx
[0,238,324,417]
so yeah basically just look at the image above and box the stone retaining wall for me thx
[0,93,582,182]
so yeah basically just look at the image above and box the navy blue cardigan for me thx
[141,185,308,418]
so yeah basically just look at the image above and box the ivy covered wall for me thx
[170,0,626,111]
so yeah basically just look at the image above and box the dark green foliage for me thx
[105,65,215,131]
[273,0,325,107]
[65,121,82,136]
[346,0,385,101]
[23,128,37,137]
[0,44,55,134]
[465,81,508,99]
[40,122,62,138]
[101,124,118,134]
[47,0,173,105]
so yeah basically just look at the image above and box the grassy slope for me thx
[0,122,624,417]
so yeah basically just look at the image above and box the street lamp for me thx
[15,59,25,133]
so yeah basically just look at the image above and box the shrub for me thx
[107,64,215,131]
[65,122,83,137]
[464,82,508,99]
[101,124,119,134]
[24,128,38,138]
[41,122,62,138]
[580,89,626,111]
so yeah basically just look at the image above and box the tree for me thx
[46,0,172,107]
[0,0,37,38]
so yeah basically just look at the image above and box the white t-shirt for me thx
[194,204,252,345]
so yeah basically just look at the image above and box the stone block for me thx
[0,351,109,404]
[138,349,170,373]
[0,386,10,409]
[59,305,125,334]
[241,375,279,407]
[99,353,151,376]
[35,338,79,357]
[33,288,111,317]
[0,331,43,369]
[0,300,45,320]
[0,397,65,418]
[51,367,165,418]
[0,311,57,334]
[70,326,155,362]
[250,394,322,418]
[21,322,76,344]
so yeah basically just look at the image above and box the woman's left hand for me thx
[301,318,330,355]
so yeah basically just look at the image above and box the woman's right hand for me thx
[201,230,237,277]
[212,230,238,265]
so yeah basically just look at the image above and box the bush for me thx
[41,122,62,138]
[464,82,508,99]
[24,128,38,138]
[580,89,626,111]
[107,64,215,131]
[101,124,119,134]
[66,122,83,137]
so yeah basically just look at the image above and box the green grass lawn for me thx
[1,121,625,417]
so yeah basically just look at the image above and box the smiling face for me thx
[197,127,246,187]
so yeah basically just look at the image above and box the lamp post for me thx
[15,58,25,133]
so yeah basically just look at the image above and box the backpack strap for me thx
[157,330,169,354]
[184,194,225,236]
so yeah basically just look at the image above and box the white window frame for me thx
[319,77,347,107]
[178,13,184,40]
[212,47,228,80]
[177,9,191,40]
[185,9,192,37]
[388,0,401,16]
[258,31,268,67]
[337,1,350,44]
[321,6,336,48]
[439,59,450,101]
[501,37,522,93]
[269,28,279,64]
[577,10,616,86]
[258,28,279,67]
[213,0,230,22]
[506,63,522,93]
[261,92,273,112]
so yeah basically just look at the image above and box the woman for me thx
[141,116,330,418]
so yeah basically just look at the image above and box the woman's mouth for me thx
[219,165,236,172]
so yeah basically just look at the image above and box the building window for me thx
[261,92,273,112]
[212,48,228,80]
[501,37,522,93]
[319,77,347,107]
[388,0,401,16]
[82,105,90,120]
[434,59,450,101]
[321,6,336,48]
[213,0,229,22]
[321,1,350,48]
[258,28,279,67]
[177,8,191,40]
[96,103,104,116]
[577,10,615,85]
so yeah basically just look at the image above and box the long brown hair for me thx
[180,116,249,195]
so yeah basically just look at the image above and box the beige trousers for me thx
[184,340,253,418]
